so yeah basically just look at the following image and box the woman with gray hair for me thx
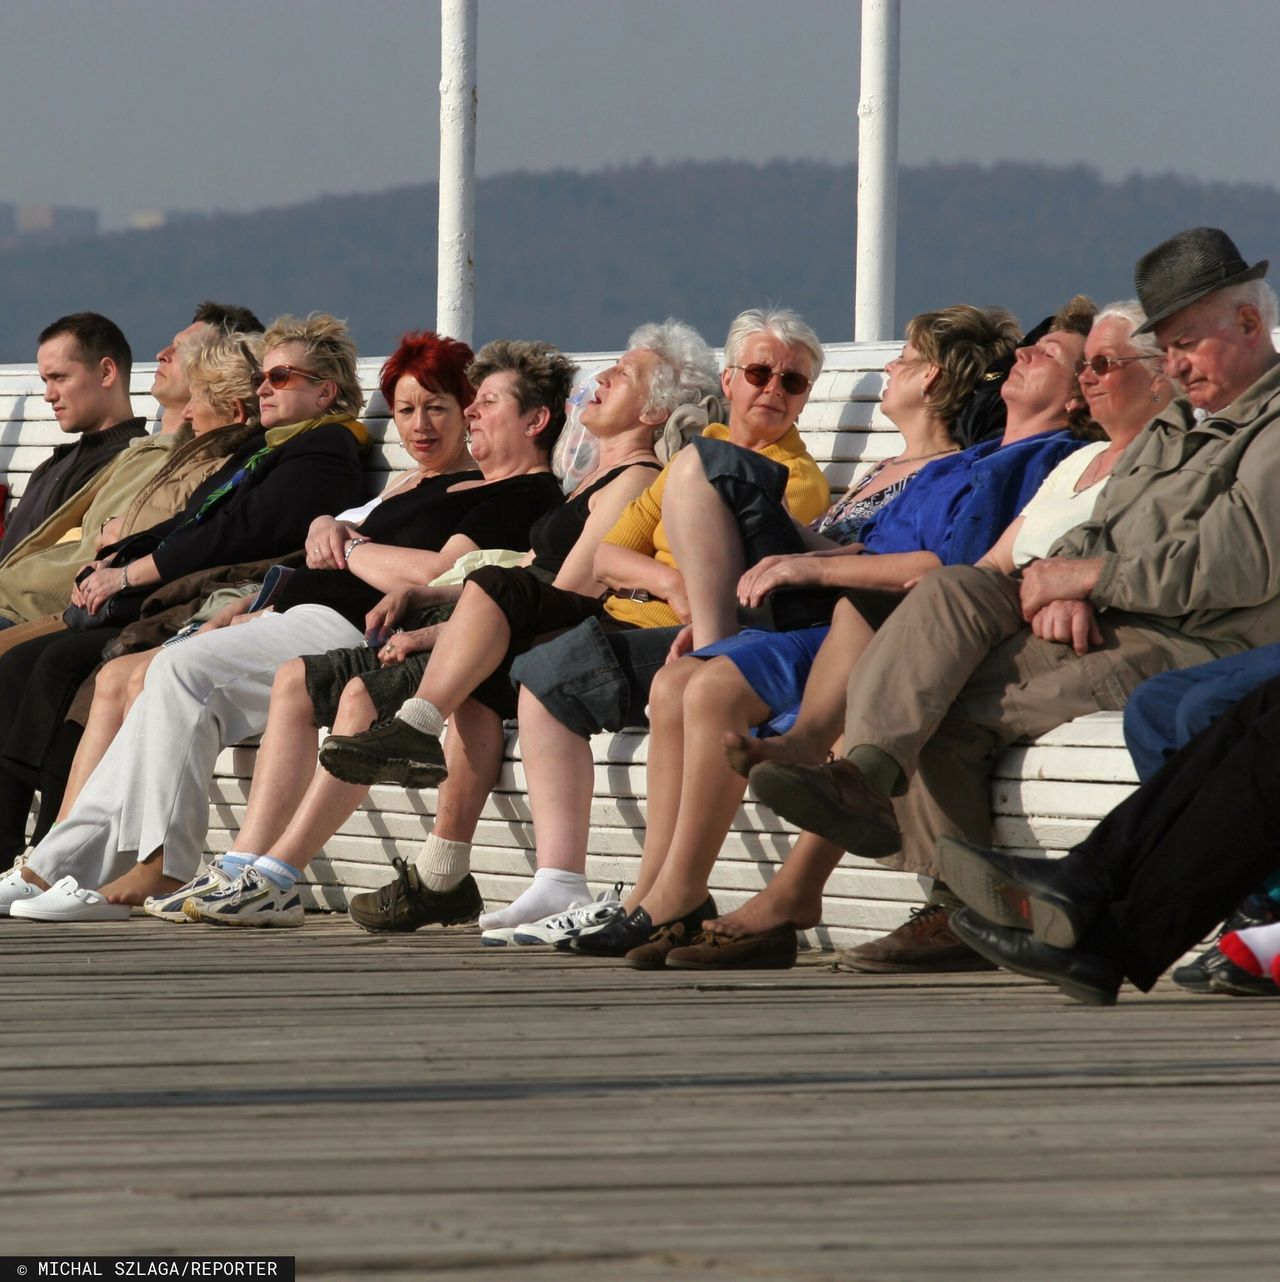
[164,319,721,932]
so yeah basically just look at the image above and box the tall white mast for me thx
[854,0,900,341]
[437,0,478,345]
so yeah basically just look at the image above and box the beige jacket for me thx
[0,421,257,624]
[1052,359,1280,650]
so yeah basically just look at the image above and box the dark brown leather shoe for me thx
[834,903,996,973]
[347,858,482,933]
[748,759,901,857]
[665,923,799,970]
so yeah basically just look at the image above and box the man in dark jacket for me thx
[0,313,148,560]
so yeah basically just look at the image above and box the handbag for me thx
[62,560,150,632]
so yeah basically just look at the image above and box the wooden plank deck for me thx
[1,915,1273,1280]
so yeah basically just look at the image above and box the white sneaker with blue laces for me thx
[184,867,305,928]
[144,861,239,923]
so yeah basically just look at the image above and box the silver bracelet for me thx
[344,536,371,561]
[120,562,130,590]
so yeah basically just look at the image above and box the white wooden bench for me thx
[2,344,1138,948]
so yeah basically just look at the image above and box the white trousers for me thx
[27,605,364,888]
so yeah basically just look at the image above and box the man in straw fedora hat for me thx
[715,227,1280,982]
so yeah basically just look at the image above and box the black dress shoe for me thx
[936,836,1104,949]
[949,907,1121,1006]
[571,895,717,958]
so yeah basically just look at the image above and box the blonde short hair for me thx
[182,330,265,421]
[260,313,364,416]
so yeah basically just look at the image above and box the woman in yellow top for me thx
[472,306,830,936]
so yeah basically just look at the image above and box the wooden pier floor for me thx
[1,914,1276,1280]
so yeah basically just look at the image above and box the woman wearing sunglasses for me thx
[2,339,570,922]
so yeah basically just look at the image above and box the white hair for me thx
[1093,300,1162,360]
[724,306,825,383]
[627,318,720,417]
[1213,278,1280,332]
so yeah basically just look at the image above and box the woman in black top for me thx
[13,340,572,918]
[163,321,720,931]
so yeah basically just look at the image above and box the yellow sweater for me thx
[601,422,829,629]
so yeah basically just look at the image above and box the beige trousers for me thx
[842,565,1223,877]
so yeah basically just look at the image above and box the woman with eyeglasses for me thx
[1,338,570,922]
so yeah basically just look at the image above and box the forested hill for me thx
[2,160,1277,362]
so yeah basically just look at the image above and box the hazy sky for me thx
[4,0,1279,230]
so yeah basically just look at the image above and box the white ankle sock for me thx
[477,867,589,929]
[397,698,445,738]
[416,834,471,892]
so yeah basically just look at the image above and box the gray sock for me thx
[846,744,905,797]
[397,697,445,738]
[416,834,471,892]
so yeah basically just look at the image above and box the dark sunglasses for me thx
[255,364,326,390]
[727,363,812,395]
[1074,354,1154,378]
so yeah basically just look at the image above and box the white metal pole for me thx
[854,0,900,341]
[438,0,478,345]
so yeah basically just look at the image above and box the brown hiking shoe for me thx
[348,858,482,933]
[835,904,996,973]
[748,758,901,857]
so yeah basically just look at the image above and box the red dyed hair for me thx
[378,331,475,411]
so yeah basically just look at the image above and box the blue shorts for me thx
[692,625,831,735]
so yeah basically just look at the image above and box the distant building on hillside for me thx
[0,202,99,248]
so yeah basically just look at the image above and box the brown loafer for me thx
[748,759,901,857]
[665,923,799,970]
[624,921,698,969]
[834,904,995,973]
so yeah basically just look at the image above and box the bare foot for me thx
[705,886,823,938]
[18,866,50,891]
[723,729,829,780]
[100,862,184,906]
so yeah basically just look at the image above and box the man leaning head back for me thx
[1134,226,1279,414]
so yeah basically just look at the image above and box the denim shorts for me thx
[509,619,681,738]
[690,435,808,564]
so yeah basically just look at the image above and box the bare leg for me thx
[625,658,702,912]
[432,697,505,844]
[518,685,593,874]
[101,850,183,905]
[705,830,844,937]
[415,581,515,718]
[59,650,158,819]
[246,676,380,871]
[662,446,746,647]
[232,659,331,856]
[724,598,876,775]
[639,658,769,924]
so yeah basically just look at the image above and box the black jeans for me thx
[1065,672,1280,989]
[0,627,113,860]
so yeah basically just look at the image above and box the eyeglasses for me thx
[1074,354,1155,378]
[255,364,326,390]
[727,364,812,395]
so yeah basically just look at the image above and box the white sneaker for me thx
[0,863,44,916]
[184,867,304,928]
[144,861,239,923]
[512,884,626,947]
[10,876,131,922]
[480,924,520,946]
